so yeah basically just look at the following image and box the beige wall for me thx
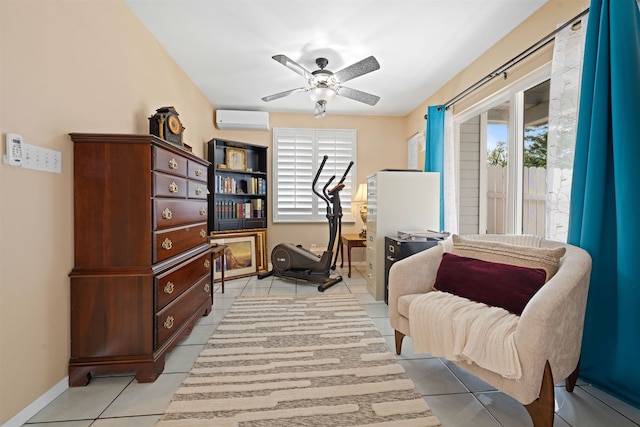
[0,1,216,423]
[0,0,589,423]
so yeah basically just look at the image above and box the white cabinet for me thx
[365,171,440,301]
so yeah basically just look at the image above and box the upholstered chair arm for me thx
[388,244,444,331]
[511,244,592,403]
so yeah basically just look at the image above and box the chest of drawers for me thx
[68,133,211,386]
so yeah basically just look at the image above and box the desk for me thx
[211,244,227,294]
[340,234,366,278]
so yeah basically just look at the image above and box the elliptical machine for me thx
[258,155,353,292]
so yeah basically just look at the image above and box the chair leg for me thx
[524,360,554,427]
[394,330,405,355]
[565,360,580,392]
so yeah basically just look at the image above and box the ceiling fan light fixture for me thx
[309,86,336,103]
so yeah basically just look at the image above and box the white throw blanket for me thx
[408,291,523,380]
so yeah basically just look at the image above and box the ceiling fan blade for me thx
[272,54,314,80]
[335,86,380,106]
[262,87,309,102]
[334,56,380,83]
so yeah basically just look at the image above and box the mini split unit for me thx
[215,110,270,131]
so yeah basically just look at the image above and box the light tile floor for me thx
[23,262,640,426]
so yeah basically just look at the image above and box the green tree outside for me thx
[487,124,547,167]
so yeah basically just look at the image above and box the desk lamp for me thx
[352,183,367,238]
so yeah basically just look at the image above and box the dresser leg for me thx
[68,367,92,387]
[135,358,164,383]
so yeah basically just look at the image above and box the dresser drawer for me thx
[154,146,187,176]
[154,172,188,198]
[188,160,207,182]
[154,199,207,230]
[155,251,211,311]
[155,274,211,349]
[187,180,207,199]
[153,223,208,263]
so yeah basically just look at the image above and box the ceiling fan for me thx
[262,54,381,118]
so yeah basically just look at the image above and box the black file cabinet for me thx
[384,236,440,304]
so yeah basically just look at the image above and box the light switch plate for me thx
[21,143,62,173]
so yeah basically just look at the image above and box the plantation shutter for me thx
[273,128,356,222]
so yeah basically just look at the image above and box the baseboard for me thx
[1,377,68,427]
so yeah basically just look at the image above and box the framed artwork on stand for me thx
[254,228,268,273]
[209,228,269,281]
[210,231,257,280]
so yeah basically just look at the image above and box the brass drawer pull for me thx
[163,281,174,294]
[204,283,210,293]
[169,158,178,170]
[162,208,173,220]
[199,207,206,216]
[164,316,175,329]
[195,168,203,177]
[200,229,206,238]
[195,187,203,195]
[204,259,211,269]
[169,182,179,193]
[162,238,173,250]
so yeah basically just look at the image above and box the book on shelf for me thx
[244,177,265,195]
[215,200,260,219]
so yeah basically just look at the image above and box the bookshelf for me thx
[207,138,268,232]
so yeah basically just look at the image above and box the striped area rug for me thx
[157,294,441,427]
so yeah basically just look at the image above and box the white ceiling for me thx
[124,0,548,117]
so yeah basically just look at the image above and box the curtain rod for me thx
[424,8,590,119]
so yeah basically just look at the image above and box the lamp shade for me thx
[353,183,367,203]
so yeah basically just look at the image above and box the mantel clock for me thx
[149,106,184,146]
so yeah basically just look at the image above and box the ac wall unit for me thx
[215,110,270,131]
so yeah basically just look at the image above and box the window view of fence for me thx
[486,165,550,236]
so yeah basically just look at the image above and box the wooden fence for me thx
[486,165,547,237]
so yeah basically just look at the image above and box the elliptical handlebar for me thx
[313,155,330,204]
[313,156,355,202]
[322,176,336,203]
[338,161,354,185]
[328,161,354,195]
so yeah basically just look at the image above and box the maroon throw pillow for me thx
[434,252,546,315]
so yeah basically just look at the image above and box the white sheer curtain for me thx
[443,108,458,234]
[546,15,588,242]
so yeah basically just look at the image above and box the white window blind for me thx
[273,128,356,223]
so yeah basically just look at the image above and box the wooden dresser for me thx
[68,133,212,386]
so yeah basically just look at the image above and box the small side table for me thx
[211,244,227,294]
[340,234,367,278]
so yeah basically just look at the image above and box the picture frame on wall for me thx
[210,231,257,280]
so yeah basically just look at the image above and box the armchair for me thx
[388,234,592,427]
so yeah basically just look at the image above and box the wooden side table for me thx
[340,234,367,278]
[211,244,227,294]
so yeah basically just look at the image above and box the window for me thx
[273,128,356,223]
[455,65,551,236]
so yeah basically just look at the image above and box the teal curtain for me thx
[425,105,445,230]
[568,0,640,408]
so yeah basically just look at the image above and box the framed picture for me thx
[210,231,257,280]
[254,228,268,273]
[225,147,246,171]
